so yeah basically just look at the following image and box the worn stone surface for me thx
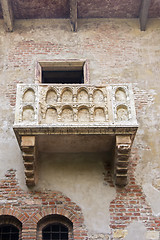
[113,229,128,238]
[14,83,137,126]
[146,231,159,239]
[88,233,109,240]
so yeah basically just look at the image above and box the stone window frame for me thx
[37,214,73,240]
[35,59,90,84]
[0,215,22,240]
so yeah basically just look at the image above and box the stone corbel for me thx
[114,135,132,187]
[21,136,37,187]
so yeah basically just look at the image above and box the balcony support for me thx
[114,135,132,187]
[21,136,37,187]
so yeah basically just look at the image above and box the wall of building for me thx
[0,18,160,239]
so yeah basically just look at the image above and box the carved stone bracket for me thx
[21,136,37,187]
[114,135,132,187]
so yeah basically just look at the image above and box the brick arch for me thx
[0,214,22,227]
[0,214,23,239]
[31,192,88,240]
[0,171,88,238]
[35,209,87,240]
[0,206,28,224]
[37,214,73,240]
[33,206,82,224]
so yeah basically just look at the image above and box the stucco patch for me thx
[124,221,146,240]
[143,183,160,216]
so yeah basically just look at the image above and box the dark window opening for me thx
[0,224,19,240]
[37,61,88,84]
[42,223,68,240]
[42,70,84,84]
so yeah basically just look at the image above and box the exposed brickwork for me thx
[109,148,160,231]
[1,168,160,238]
[8,41,68,68]
[6,40,72,107]
[0,170,87,240]
[6,79,23,107]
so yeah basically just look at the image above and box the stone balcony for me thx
[13,84,138,187]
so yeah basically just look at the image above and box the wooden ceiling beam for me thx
[139,0,151,31]
[1,0,14,32]
[70,0,77,32]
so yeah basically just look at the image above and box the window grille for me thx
[0,224,19,240]
[42,223,68,240]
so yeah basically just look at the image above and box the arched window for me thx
[0,224,19,240]
[42,223,68,240]
[0,215,22,240]
[37,214,73,240]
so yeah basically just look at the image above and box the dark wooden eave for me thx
[70,0,77,32]
[1,0,14,31]
[0,0,159,32]
[139,0,152,31]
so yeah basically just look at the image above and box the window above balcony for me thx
[35,60,89,84]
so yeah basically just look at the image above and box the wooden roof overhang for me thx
[0,0,159,32]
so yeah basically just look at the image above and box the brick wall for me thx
[109,148,160,231]
[0,19,160,239]
[0,170,87,240]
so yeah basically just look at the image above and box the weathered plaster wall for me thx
[0,18,160,239]
[37,152,114,233]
